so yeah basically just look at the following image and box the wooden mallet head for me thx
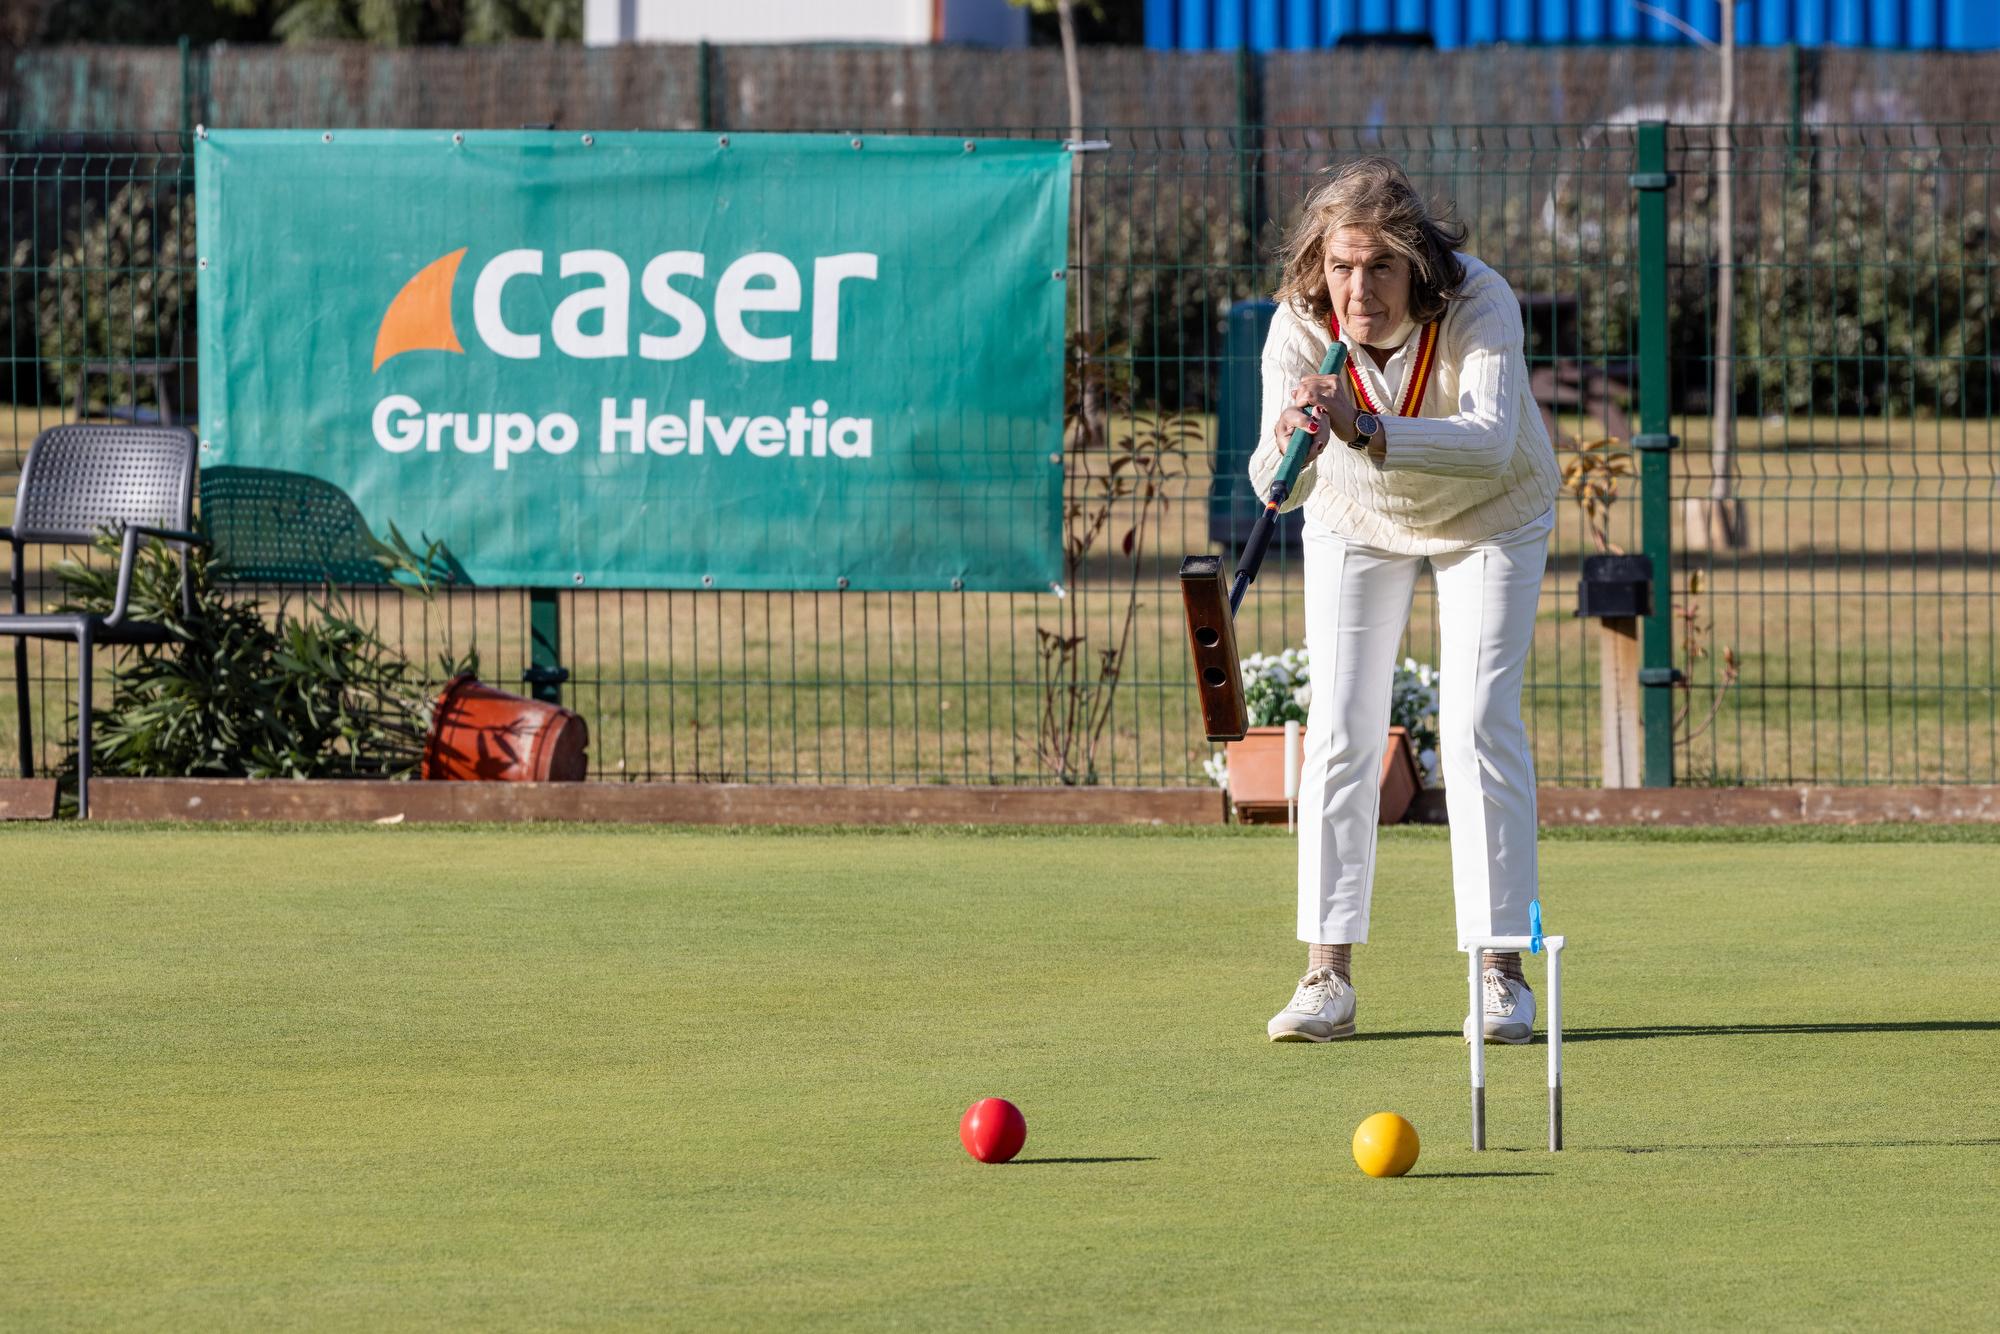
[1180,554,1247,741]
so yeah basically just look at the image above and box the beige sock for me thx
[1483,950,1526,985]
[1307,943,1351,984]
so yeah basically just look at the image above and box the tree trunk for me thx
[1056,0,1106,452]
[1685,1,1749,551]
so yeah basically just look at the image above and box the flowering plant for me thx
[1391,657,1442,785]
[1242,647,1312,728]
[1203,649,1442,788]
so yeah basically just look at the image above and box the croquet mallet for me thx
[1179,342,1349,741]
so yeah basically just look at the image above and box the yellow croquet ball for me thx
[1352,1112,1421,1178]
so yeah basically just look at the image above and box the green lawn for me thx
[5,824,1997,1329]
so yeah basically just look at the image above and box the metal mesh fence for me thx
[2,115,1994,787]
[1664,122,2000,784]
[14,43,2000,136]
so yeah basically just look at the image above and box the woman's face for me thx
[1322,226,1413,346]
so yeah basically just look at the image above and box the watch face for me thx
[1353,412,1381,441]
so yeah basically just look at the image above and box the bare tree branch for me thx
[1630,1,1718,49]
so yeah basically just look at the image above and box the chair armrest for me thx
[110,524,210,625]
[124,524,210,549]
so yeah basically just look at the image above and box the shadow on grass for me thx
[1007,1156,1158,1166]
[1592,1137,2000,1154]
[1352,1021,2000,1043]
[1406,1170,1553,1179]
[1566,1021,2000,1041]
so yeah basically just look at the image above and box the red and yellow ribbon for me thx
[1325,313,1441,417]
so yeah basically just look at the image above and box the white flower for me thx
[1202,752,1230,789]
[1293,683,1312,709]
[1419,747,1440,783]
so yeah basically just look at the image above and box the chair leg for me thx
[13,638,30,779]
[77,632,92,820]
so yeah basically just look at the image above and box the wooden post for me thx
[1599,617,1642,788]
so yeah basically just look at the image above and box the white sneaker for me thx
[1267,966,1357,1042]
[1464,968,1535,1044]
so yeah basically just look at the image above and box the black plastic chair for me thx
[2,425,206,817]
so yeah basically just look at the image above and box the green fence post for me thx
[697,40,714,132]
[179,36,193,151]
[1632,122,1678,788]
[525,589,566,705]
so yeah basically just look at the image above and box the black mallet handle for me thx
[1227,342,1349,613]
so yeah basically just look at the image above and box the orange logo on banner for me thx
[373,248,467,371]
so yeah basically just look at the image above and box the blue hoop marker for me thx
[1529,900,1544,955]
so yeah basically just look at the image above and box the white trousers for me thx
[1296,506,1553,949]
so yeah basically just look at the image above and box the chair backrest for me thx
[12,424,197,544]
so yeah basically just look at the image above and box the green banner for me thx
[195,130,1069,590]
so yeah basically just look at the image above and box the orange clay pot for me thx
[1227,725,1423,825]
[421,675,589,782]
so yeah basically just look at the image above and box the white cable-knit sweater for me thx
[1246,252,1560,556]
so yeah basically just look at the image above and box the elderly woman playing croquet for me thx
[1249,156,1561,1045]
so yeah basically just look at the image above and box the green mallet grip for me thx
[1272,341,1350,493]
[1226,341,1349,614]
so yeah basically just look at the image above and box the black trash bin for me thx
[1575,554,1654,619]
[1207,298,1305,557]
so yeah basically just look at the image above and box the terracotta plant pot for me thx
[1376,725,1424,826]
[421,675,589,781]
[1226,725,1424,825]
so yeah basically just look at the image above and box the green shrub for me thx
[54,531,473,782]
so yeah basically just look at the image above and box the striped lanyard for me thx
[1325,312,1441,417]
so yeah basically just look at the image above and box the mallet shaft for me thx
[1226,343,1349,613]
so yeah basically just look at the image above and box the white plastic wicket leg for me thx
[1468,944,1486,1150]
[1548,943,1564,1151]
[1283,720,1300,834]
[1465,933,1567,1152]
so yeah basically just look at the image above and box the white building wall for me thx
[585,0,1027,46]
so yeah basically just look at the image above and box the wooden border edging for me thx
[73,779,2000,827]
[89,779,1227,826]
[0,778,58,820]
[1535,786,2000,826]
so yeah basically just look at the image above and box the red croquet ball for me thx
[959,1097,1027,1163]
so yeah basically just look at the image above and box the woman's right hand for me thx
[1274,404,1331,463]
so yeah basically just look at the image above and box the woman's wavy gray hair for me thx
[1274,156,1468,326]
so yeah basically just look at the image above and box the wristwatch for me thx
[1349,410,1382,450]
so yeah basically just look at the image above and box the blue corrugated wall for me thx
[1144,0,2000,49]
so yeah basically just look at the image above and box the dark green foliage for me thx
[1468,149,2000,419]
[1084,189,1255,410]
[17,0,268,46]
[22,0,581,46]
[54,530,475,781]
[1735,163,1999,417]
[10,185,197,416]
